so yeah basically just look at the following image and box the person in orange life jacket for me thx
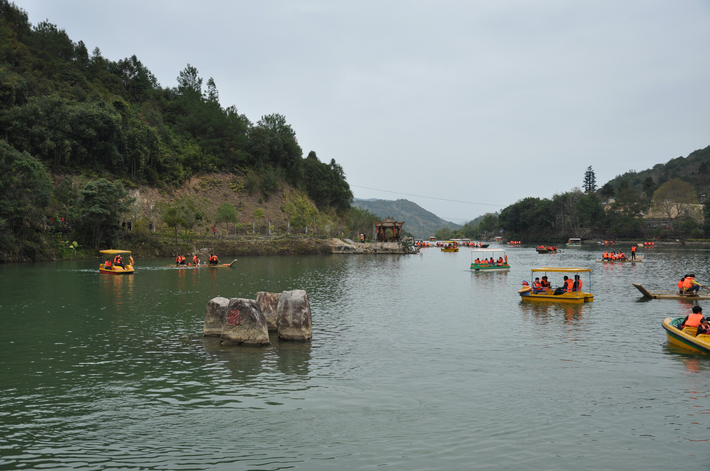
[572,274,582,292]
[630,245,637,260]
[532,277,544,293]
[697,317,710,335]
[602,252,608,260]
[192,254,200,265]
[678,275,687,294]
[497,257,503,266]
[681,305,704,330]
[474,258,480,264]
[540,276,550,289]
[554,276,570,294]
[113,254,124,268]
[489,257,494,265]
[683,274,700,295]
[209,254,219,265]
[104,259,112,269]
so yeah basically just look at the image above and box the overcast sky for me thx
[18,0,710,224]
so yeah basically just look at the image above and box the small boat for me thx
[169,259,238,269]
[632,283,710,300]
[566,238,582,247]
[470,248,510,272]
[536,246,559,254]
[597,255,644,263]
[440,241,459,252]
[99,249,135,275]
[662,317,710,354]
[518,267,593,303]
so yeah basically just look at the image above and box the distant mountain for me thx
[352,198,460,239]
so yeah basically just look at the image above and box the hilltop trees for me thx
[652,179,697,221]
[583,166,597,193]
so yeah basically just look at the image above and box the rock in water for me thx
[256,291,281,332]
[203,297,230,337]
[220,298,270,346]
[277,290,312,341]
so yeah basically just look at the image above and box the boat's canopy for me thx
[568,238,581,242]
[470,248,506,253]
[99,249,132,255]
[531,267,590,273]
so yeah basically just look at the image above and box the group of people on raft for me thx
[602,246,637,261]
[104,253,134,269]
[678,274,702,296]
[536,245,558,252]
[175,254,220,266]
[530,275,583,294]
[473,255,508,266]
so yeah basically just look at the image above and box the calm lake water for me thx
[1,244,710,470]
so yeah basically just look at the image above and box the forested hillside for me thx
[0,1,366,259]
[453,147,710,243]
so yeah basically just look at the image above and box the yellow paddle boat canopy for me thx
[519,266,593,303]
[99,249,134,275]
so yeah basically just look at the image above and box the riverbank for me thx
[0,236,416,263]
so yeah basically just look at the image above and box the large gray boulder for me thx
[277,290,312,341]
[203,297,230,337]
[220,298,270,346]
[256,291,281,332]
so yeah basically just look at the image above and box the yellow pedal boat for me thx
[518,267,593,304]
[662,317,710,354]
[99,249,134,275]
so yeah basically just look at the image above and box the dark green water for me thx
[1,245,710,470]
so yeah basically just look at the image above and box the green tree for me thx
[215,202,238,235]
[583,166,597,193]
[252,208,265,234]
[652,178,697,221]
[74,179,133,249]
[0,139,52,244]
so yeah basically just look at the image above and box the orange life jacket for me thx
[631,246,636,252]
[603,252,607,259]
[504,255,508,264]
[685,313,704,328]
[679,279,686,290]
[573,278,583,291]
[193,255,199,264]
[683,278,694,290]
[532,281,542,289]
[114,255,121,264]
[105,260,111,268]
[564,279,574,292]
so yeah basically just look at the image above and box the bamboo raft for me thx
[632,282,710,300]
[596,256,644,263]
[167,259,238,269]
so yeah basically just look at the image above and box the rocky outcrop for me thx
[220,298,270,346]
[327,238,418,254]
[203,297,230,337]
[277,290,312,341]
[256,291,281,332]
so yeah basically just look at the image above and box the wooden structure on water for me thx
[633,283,710,300]
[374,217,405,242]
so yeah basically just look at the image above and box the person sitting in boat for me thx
[474,258,480,264]
[680,306,704,332]
[683,274,700,296]
[554,276,570,295]
[496,257,503,266]
[209,254,219,265]
[488,257,495,265]
[192,254,200,265]
[532,278,544,293]
[572,274,582,292]
[602,251,608,260]
[113,254,124,268]
[104,258,112,269]
[698,317,710,336]
[540,276,551,289]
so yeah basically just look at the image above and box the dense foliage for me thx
[0,1,355,258]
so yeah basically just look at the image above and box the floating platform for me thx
[632,283,710,300]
